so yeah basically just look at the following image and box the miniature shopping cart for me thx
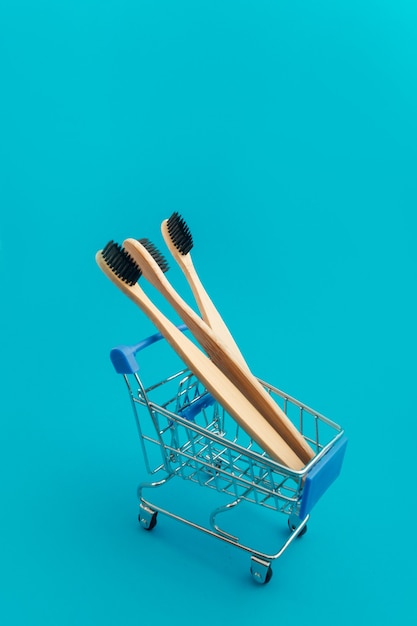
[110,325,347,584]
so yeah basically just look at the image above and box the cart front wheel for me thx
[138,508,158,531]
[288,516,307,537]
[250,557,273,584]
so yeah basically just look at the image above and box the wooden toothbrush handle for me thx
[161,219,250,371]
[123,239,314,464]
[96,251,304,470]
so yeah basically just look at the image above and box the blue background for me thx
[1,1,416,623]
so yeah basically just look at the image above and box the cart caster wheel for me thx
[288,517,307,537]
[138,508,158,531]
[250,557,273,584]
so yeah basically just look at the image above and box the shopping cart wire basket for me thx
[110,325,347,584]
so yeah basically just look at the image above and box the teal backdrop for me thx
[1,1,416,624]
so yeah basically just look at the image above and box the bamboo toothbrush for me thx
[96,241,304,470]
[161,212,249,371]
[122,237,314,465]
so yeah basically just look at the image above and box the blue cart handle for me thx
[110,324,188,374]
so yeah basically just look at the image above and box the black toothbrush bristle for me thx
[101,240,142,285]
[166,211,193,255]
[138,238,170,273]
